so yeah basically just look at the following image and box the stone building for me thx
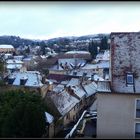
[97,32,140,139]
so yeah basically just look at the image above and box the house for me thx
[0,45,15,53]
[4,53,13,60]
[96,50,110,62]
[46,49,57,57]
[81,60,110,79]
[44,75,103,137]
[49,51,90,75]
[65,78,100,115]
[30,45,41,55]
[49,58,86,75]
[44,89,79,135]
[48,49,110,82]
[96,32,140,139]
[58,58,86,71]
[81,80,98,107]
[66,78,87,113]
[5,71,48,97]
[97,92,140,139]
[23,57,34,70]
[49,59,109,81]
[6,59,26,74]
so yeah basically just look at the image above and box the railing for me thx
[65,110,87,139]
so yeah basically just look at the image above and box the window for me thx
[66,113,70,120]
[83,72,87,77]
[126,73,134,86]
[135,123,140,138]
[74,105,76,111]
[73,71,77,76]
[76,103,79,109]
[136,100,140,118]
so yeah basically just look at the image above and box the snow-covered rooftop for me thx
[45,112,54,124]
[40,55,47,59]
[83,81,97,97]
[4,53,13,59]
[0,45,14,49]
[51,90,79,116]
[6,59,24,64]
[66,78,80,87]
[14,55,24,60]
[97,81,111,92]
[93,74,104,81]
[23,58,32,61]
[82,61,109,70]
[65,51,90,55]
[5,53,13,56]
[60,80,69,85]
[8,71,43,87]
[96,50,110,61]
[71,86,86,98]
[46,79,58,84]
[53,84,65,93]
[6,64,23,70]
[58,58,86,70]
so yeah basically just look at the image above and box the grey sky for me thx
[0,2,140,40]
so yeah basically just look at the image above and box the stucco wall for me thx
[97,93,140,138]
[111,32,140,93]
[49,123,55,138]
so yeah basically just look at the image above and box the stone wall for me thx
[111,32,140,93]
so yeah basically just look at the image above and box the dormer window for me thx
[126,73,134,86]
[73,71,77,76]
[83,72,87,77]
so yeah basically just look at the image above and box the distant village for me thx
[0,32,140,138]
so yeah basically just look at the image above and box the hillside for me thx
[0,34,110,49]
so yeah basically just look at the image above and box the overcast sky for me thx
[0,2,140,40]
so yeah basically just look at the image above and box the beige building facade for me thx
[96,93,140,138]
[96,32,140,138]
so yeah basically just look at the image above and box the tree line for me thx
[88,36,109,59]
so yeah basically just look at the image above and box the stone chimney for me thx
[48,81,53,91]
